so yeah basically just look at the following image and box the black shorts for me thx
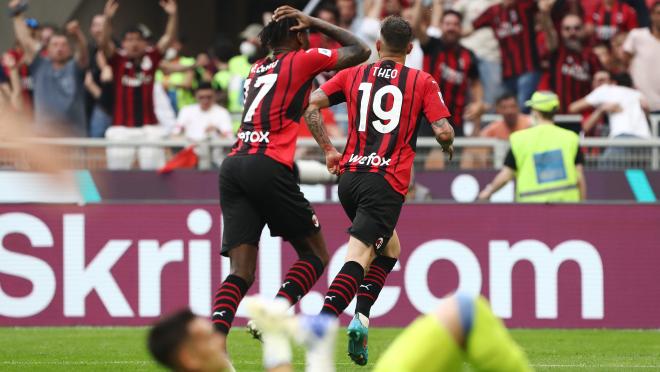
[338,171,404,253]
[219,155,320,256]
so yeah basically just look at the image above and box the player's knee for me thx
[231,268,256,287]
[293,232,330,266]
[315,248,330,267]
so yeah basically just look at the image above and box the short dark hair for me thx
[196,82,215,93]
[148,309,195,369]
[442,10,464,23]
[122,25,145,40]
[48,31,69,41]
[538,109,557,120]
[259,17,299,49]
[612,72,634,88]
[380,16,413,54]
[496,91,518,105]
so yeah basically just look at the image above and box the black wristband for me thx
[8,1,29,18]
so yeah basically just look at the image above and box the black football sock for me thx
[320,261,364,317]
[212,274,249,334]
[355,255,397,318]
[276,255,325,305]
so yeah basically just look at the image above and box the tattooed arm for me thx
[273,6,371,70]
[304,89,343,174]
[431,118,455,160]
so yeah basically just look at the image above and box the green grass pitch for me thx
[0,327,659,371]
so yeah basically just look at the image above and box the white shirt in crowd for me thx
[175,104,233,141]
[585,84,651,139]
[453,0,501,63]
[356,16,429,69]
[623,28,660,112]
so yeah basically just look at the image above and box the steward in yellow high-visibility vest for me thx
[478,91,587,202]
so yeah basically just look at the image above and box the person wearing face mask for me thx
[538,13,602,115]
[156,39,197,113]
[212,23,264,132]
[478,91,587,202]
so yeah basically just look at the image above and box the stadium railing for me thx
[2,115,659,171]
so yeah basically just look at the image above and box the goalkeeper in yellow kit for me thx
[247,292,532,372]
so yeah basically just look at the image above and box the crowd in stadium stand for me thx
[1,0,659,170]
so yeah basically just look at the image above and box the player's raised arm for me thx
[100,0,118,57]
[156,0,178,54]
[273,6,370,70]
[304,89,342,175]
[8,0,40,63]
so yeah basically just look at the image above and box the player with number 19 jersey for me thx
[229,48,338,168]
[320,59,451,195]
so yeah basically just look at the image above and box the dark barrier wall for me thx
[84,170,659,202]
[1,204,659,328]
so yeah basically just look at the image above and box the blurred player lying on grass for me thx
[147,292,531,371]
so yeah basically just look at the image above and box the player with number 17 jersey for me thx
[228,47,339,167]
[320,59,451,195]
[213,6,371,344]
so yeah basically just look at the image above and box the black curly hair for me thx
[258,17,300,50]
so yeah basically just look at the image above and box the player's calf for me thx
[276,254,325,306]
[212,245,258,336]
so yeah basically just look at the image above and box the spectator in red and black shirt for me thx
[539,13,603,114]
[471,0,554,112]
[99,0,178,169]
[586,0,638,45]
[413,5,485,137]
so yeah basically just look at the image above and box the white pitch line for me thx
[0,360,356,366]
[3,361,658,368]
[0,361,151,365]
[533,365,660,369]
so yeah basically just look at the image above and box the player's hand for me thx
[477,190,491,202]
[8,0,22,10]
[159,0,177,16]
[273,6,312,31]
[538,0,556,13]
[2,53,17,70]
[325,149,342,175]
[442,143,454,161]
[65,20,81,36]
[104,0,119,18]
[464,101,486,122]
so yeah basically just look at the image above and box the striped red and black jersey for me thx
[539,45,602,113]
[5,48,34,111]
[109,48,163,127]
[229,48,339,168]
[473,0,540,79]
[320,60,451,196]
[421,37,478,131]
[587,1,638,44]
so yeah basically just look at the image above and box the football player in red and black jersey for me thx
[304,15,454,366]
[213,6,370,347]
